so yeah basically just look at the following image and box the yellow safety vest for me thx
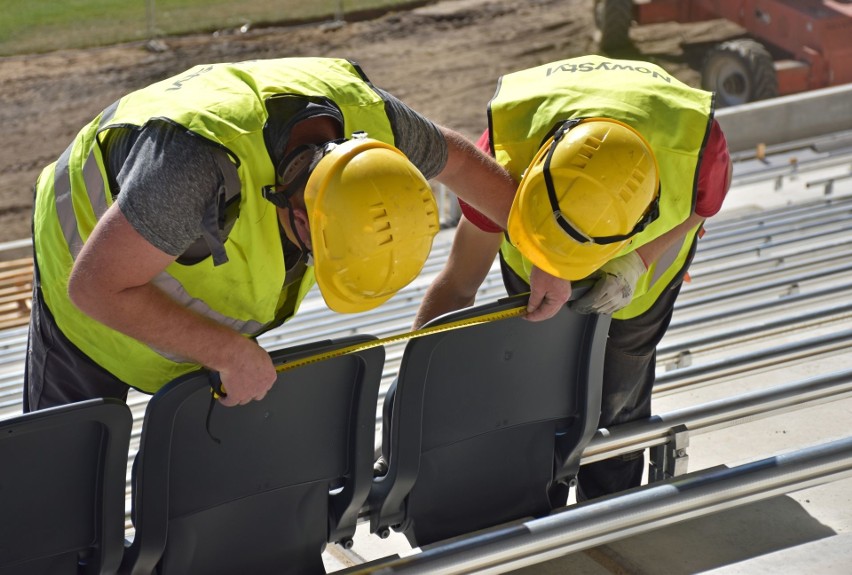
[491,55,714,319]
[33,57,394,392]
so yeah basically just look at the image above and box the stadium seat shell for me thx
[370,290,609,547]
[0,398,132,575]
[121,336,384,575]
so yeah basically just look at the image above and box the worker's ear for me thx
[291,206,313,251]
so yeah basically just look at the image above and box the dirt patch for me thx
[0,0,744,251]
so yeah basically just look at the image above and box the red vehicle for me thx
[593,0,852,106]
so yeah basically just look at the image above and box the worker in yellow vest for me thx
[26,57,540,411]
[415,55,732,499]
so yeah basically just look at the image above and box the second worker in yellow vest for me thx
[415,55,733,499]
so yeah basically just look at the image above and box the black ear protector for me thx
[260,138,350,254]
[261,144,322,256]
[262,144,319,209]
[262,137,349,208]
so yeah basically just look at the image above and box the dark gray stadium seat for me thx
[120,336,384,575]
[0,398,132,575]
[369,292,609,547]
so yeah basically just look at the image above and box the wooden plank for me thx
[0,257,33,269]
[0,269,34,283]
[0,317,29,330]
[0,285,32,298]
[0,292,31,306]
[0,257,34,330]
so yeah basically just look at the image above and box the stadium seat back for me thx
[122,336,384,575]
[370,293,608,547]
[0,399,132,575]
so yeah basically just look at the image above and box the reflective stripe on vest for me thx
[53,100,118,258]
[50,102,269,343]
[612,223,701,320]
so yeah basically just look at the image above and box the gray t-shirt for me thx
[106,88,448,258]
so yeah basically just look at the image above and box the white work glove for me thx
[573,251,647,315]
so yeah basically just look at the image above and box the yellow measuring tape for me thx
[275,304,528,373]
[211,304,527,399]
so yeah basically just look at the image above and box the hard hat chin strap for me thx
[544,119,660,246]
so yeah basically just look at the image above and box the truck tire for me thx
[594,0,633,51]
[702,38,778,107]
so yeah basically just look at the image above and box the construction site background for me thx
[0,0,425,56]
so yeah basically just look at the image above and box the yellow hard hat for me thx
[304,136,440,313]
[507,118,660,280]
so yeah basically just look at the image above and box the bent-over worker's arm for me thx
[634,144,732,266]
[68,203,275,407]
[414,217,502,329]
[634,211,706,266]
[434,126,517,230]
[571,211,708,315]
[370,90,517,229]
[574,129,732,315]
[415,216,572,328]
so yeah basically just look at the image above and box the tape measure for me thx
[210,304,527,398]
[276,304,528,373]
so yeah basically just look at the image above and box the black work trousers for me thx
[500,257,687,500]
[24,262,130,413]
[574,281,683,499]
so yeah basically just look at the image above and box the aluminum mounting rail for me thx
[584,368,852,464]
[657,299,852,358]
[668,280,852,330]
[345,434,852,574]
[653,329,852,395]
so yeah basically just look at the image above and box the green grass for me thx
[0,0,413,57]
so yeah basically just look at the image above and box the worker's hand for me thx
[573,251,646,315]
[525,266,572,322]
[216,338,277,407]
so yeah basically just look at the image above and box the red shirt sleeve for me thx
[458,128,503,233]
[695,119,731,217]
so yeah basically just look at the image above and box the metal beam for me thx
[350,435,852,574]
[583,369,852,464]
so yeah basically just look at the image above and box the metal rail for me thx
[700,195,852,239]
[668,281,852,330]
[699,213,851,254]
[349,435,852,574]
[674,260,852,311]
[685,246,852,290]
[658,300,852,358]
[653,329,852,395]
[583,369,852,464]
[693,225,852,267]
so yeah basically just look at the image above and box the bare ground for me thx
[0,0,745,249]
